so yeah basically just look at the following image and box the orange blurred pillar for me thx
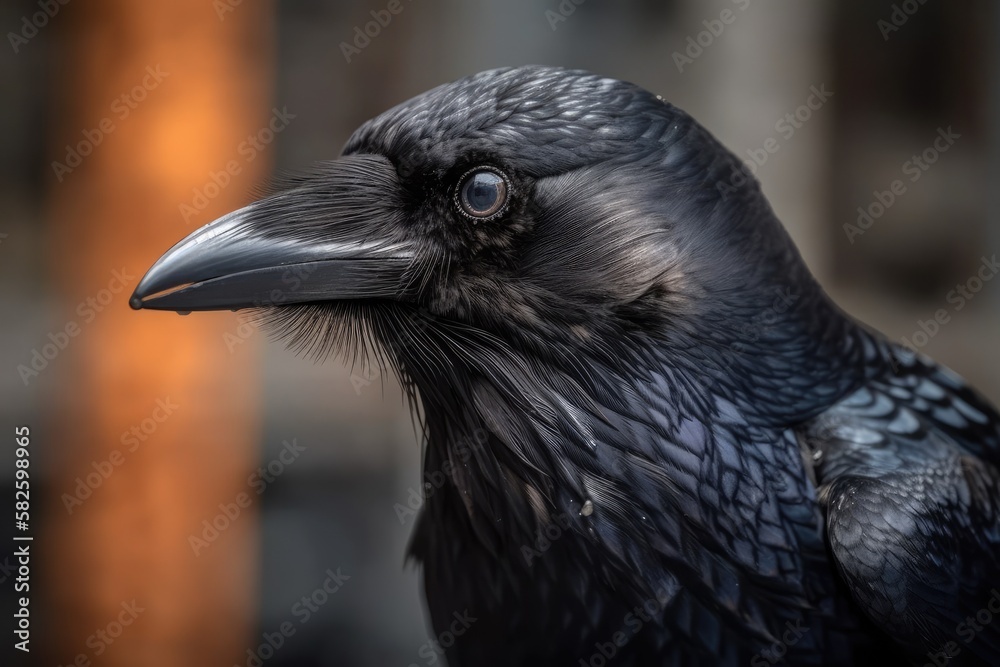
[42,2,274,666]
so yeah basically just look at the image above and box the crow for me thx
[131,66,1000,666]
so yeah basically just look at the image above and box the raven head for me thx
[140,66,872,534]
[133,67,850,424]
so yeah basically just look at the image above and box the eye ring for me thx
[454,166,511,221]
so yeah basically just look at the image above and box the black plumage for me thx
[131,67,1000,666]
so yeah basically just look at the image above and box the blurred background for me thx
[1,1,998,665]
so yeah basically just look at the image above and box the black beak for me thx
[130,155,414,312]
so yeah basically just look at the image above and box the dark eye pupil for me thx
[459,170,507,218]
[466,174,500,210]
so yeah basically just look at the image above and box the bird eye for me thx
[455,167,510,221]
